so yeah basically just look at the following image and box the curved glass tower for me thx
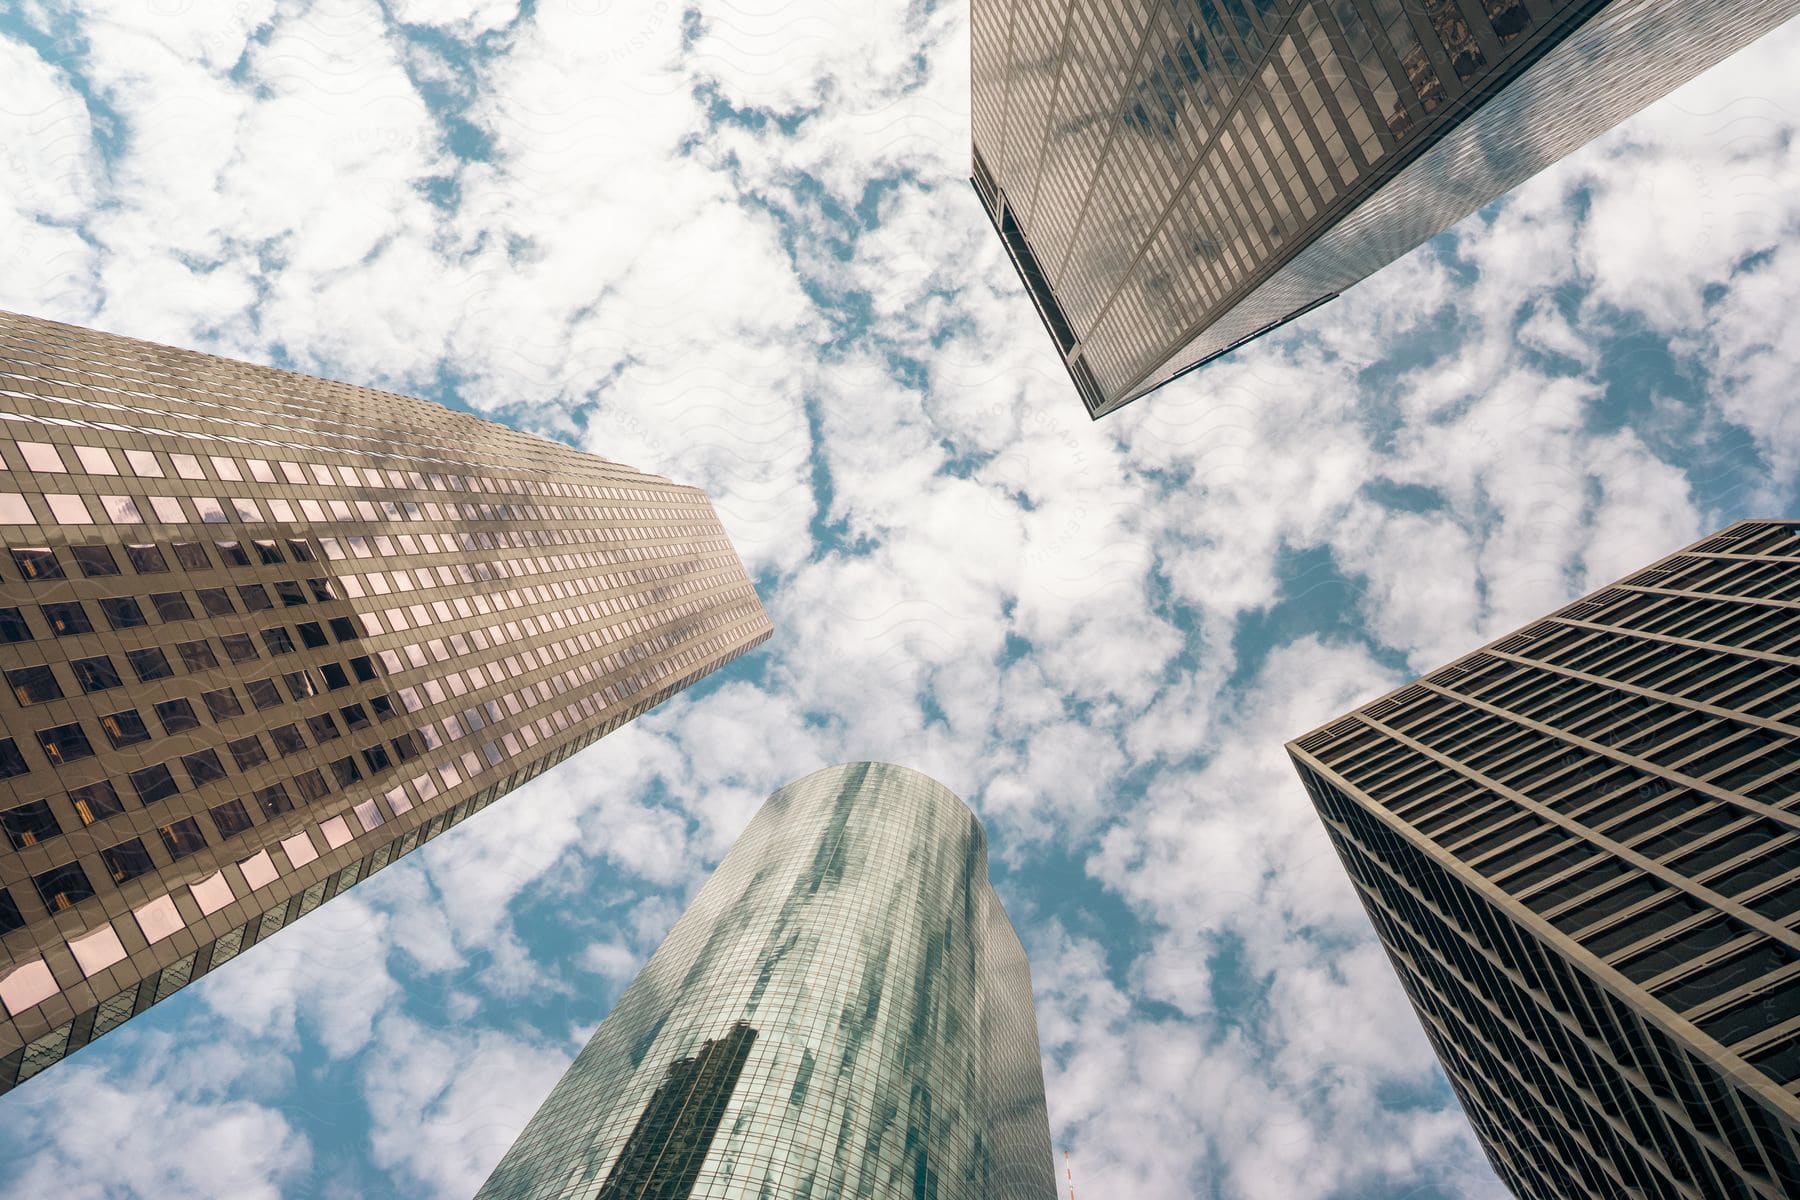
[477,761,1056,1200]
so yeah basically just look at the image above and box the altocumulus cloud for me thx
[1,2,1799,1198]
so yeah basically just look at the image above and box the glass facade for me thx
[0,310,773,1093]
[972,0,1800,416]
[477,762,1056,1200]
[1289,520,1800,1199]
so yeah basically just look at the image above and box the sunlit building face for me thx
[972,0,1800,416]
[478,762,1057,1200]
[0,310,771,1092]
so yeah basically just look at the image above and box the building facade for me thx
[477,761,1057,1200]
[972,0,1800,416]
[0,310,772,1093]
[1288,520,1800,1199]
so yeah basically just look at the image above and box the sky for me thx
[0,2,1797,1197]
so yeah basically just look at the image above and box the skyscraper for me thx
[478,761,1056,1200]
[1288,519,1800,1199]
[0,310,772,1093]
[972,0,1800,416]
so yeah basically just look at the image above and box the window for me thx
[68,780,124,824]
[254,783,294,818]
[8,665,63,706]
[171,541,211,570]
[245,678,283,710]
[321,662,351,690]
[362,745,392,775]
[124,449,163,477]
[40,601,93,636]
[284,670,318,700]
[124,543,168,573]
[1,799,62,849]
[34,861,95,912]
[100,709,151,748]
[74,445,119,475]
[286,538,315,562]
[196,588,235,617]
[151,591,194,622]
[330,756,363,788]
[340,703,370,731]
[260,626,296,655]
[201,688,244,721]
[227,734,268,770]
[214,540,251,566]
[270,724,308,756]
[209,798,255,839]
[101,837,155,884]
[237,584,272,611]
[0,607,30,642]
[126,646,174,682]
[98,596,148,629]
[297,622,328,649]
[157,817,207,860]
[294,769,330,802]
[0,738,28,779]
[70,544,119,577]
[71,656,123,693]
[306,713,341,743]
[154,698,200,734]
[0,889,20,935]
[181,748,228,786]
[219,633,259,663]
[11,547,64,580]
[176,639,218,672]
[129,762,179,804]
[329,616,359,642]
[37,722,94,765]
[252,539,283,564]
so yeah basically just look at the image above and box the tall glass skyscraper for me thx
[972,0,1800,416]
[478,761,1057,1200]
[0,311,772,1093]
[1289,520,1800,1199]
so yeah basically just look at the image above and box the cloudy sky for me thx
[2,2,1798,1197]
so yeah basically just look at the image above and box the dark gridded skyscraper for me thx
[0,311,772,1093]
[1289,520,1800,1199]
[971,0,1800,416]
[477,762,1057,1200]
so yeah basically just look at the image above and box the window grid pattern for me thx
[1288,520,1800,1200]
[972,0,1800,415]
[475,763,1056,1200]
[0,311,773,1090]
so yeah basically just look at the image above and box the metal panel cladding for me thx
[972,0,1800,417]
[477,761,1057,1200]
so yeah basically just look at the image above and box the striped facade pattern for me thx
[1290,520,1800,1199]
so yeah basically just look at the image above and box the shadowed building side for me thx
[1289,520,1800,1199]
[476,761,1057,1200]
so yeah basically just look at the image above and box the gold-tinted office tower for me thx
[0,311,772,1093]
[972,0,1800,416]
[1290,521,1800,1199]
[478,763,1056,1200]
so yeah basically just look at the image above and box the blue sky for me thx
[1,2,1798,1197]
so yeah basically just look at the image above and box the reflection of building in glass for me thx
[0,310,772,1093]
[597,1023,757,1200]
[973,0,1800,417]
[477,762,1056,1200]
[1289,520,1800,1199]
